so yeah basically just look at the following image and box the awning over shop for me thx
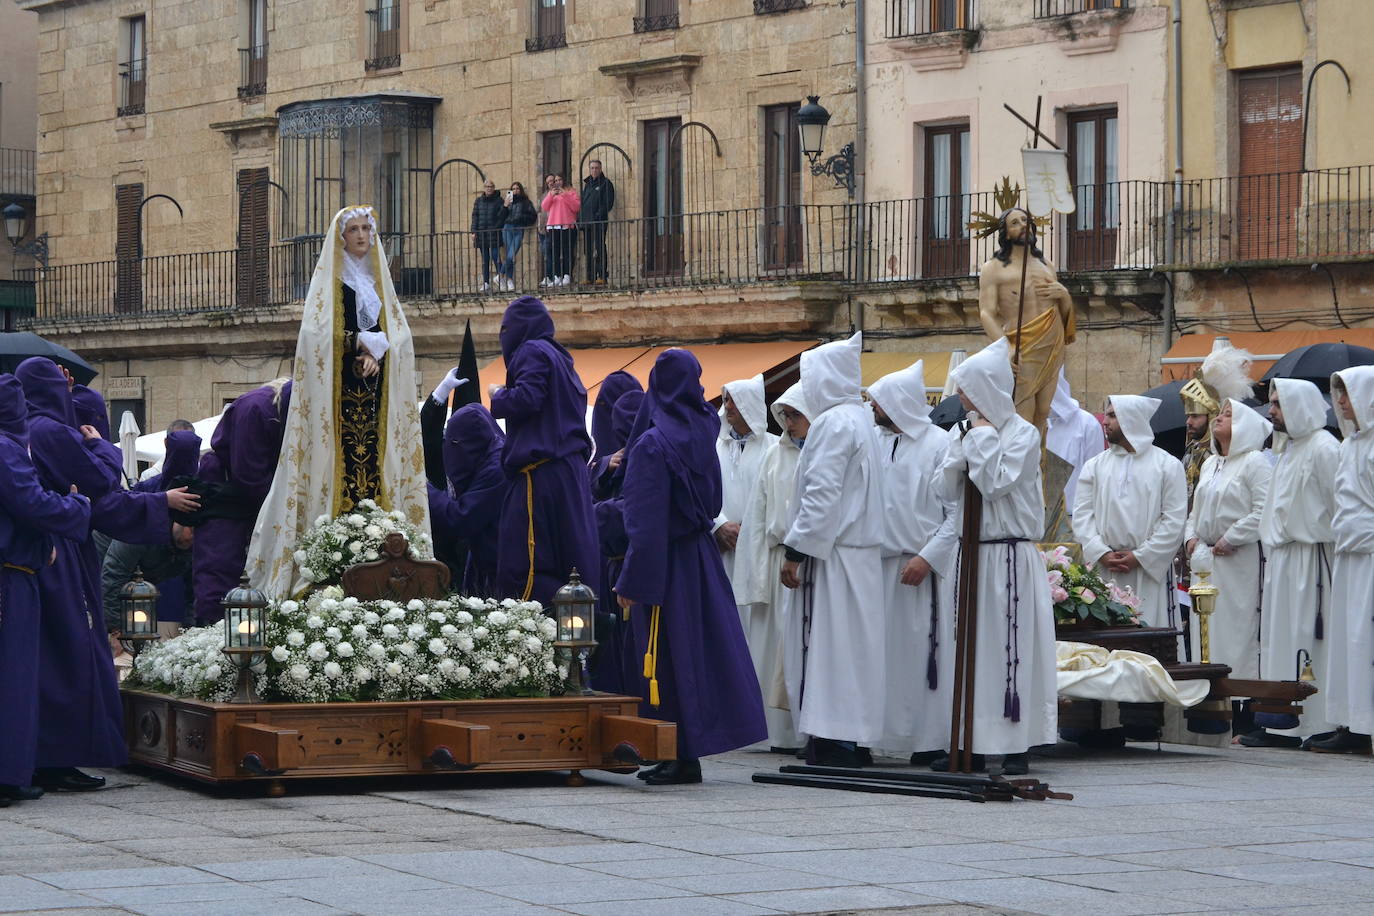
[479,340,819,405]
[1160,330,1374,382]
[860,351,958,405]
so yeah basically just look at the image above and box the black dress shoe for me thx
[806,738,864,768]
[931,752,986,772]
[33,768,106,791]
[1309,728,1373,755]
[1238,730,1302,749]
[635,761,668,780]
[856,746,874,766]
[1001,752,1030,776]
[644,758,702,785]
[909,750,941,766]
[769,746,802,755]
[0,785,44,801]
[1302,730,1338,750]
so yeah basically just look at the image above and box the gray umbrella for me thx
[0,332,98,384]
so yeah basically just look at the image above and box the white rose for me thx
[294,550,308,564]
[506,629,523,642]
[521,618,538,632]
[415,673,431,686]
[387,608,406,621]
[280,600,300,614]
[427,612,447,623]
[455,665,471,681]
[313,514,330,527]
[427,638,448,656]
[205,664,223,681]
[385,662,402,676]
[323,586,344,599]
[324,626,342,640]
[482,659,501,673]
[367,642,386,659]
[407,599,426,612]
[336,642,355,658]
[286,631,305,647]
[271,646,290,662]
[365,549,379,561]
[440,624,458,637]
[365,524,383,539]
[306,615,324,629]
[488,611,509,627]
[336,609,353,623]
[504,654,520,669]
[456,636,474,652]
[456,611,474,624]
[398,642,417,657]
[323,661,342,679]
[473,626,489,639]
[501,598,517,609]
[300,567,315,582]
[406,624,426,640]
[391,509,405,521]
[362,611,381,625]
[354,666,373,682]
[290,663,310,681]
[382,624,400,638]
[524,636,543,654]
[307,641,329,661]
[348,514,366,527]
[348,541,363,555]
[438,658,456,674]
[518,665,530,678]
[330,552,343,563]
[351,624,369,639]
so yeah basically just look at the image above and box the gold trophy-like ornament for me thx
[1189,569,1219,664]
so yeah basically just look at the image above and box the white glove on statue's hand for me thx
[430,368,469,405]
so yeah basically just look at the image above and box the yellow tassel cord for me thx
[643,605,662,707]
[518,459,550,601]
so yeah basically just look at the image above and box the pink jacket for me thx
[541,189,581,227]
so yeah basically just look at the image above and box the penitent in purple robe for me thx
[427,404,508,597]
[192,381,291,623]
[71,385,174,546]
[490,297,600,606]
[590,370,643,484]
[0,374,93,787]
[616,350,766,758]
[133,429,202,493]
[589,388,644,695]
[15,358,128,770]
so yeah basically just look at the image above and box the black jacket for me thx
[471,193,509,247]
[504,196,538,229]
[580,174,616,223]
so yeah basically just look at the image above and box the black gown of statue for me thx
[340,282,384,512]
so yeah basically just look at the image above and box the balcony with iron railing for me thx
[18,165,1374,324]
[365,7,401,70]
[238,45,268,99]
[118,59,146,117]
[634,0,679,33]
[754,0,807,14]
[885,0,977,39]
[1034,0,1130,18]
[0,148,36,200]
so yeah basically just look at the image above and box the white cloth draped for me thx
[1185,399,1273,678]
[940,338,1058,755]
[782,333,887,744]
[1073,396,1186,629]
[1056,642,1209,707]
[246,206,430,601]
[1259,379,1339,734]
[1325,366,1374,734]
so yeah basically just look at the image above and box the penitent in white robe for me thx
[1073,395,1187,629]
[1324,366,1374,736]
[1046,374,1106,514]
[869,360,958,755]
[782,333,887,745]
[940,338,1058,756]
[1185,399,1273,679]
[714,375,778,602]
[735,382,808,749]
[1260,379,1340,736]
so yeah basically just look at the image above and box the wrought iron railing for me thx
[19,166,1374,322]
[1034,0,1129,18]
[885,0,976,38]
[525,32,567,51]
[754,0,807,14]
[365,7,401,70]
[118,60,146,117]
[0,148,36,198]
[634,13,679,31]
[238,45,268,99]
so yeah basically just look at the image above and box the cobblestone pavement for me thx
[3,740,1373,915]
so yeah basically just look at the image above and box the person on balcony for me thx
[471,179,508,294]
[499,182,538,293]
[541,174,580,287]
[246,205,429,602]
[580,160,615,285]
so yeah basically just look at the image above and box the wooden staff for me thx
[948,430,985,774]
[1010,96,1043,406]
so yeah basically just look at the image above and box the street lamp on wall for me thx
[2,202,49,270]
[796,95,855,199]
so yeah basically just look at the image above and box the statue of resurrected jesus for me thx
[976,208,1075,434]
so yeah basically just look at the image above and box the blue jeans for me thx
[500,226,526,278]
[477,242,500,283]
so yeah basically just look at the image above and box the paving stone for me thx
[482,876,697,904]
[889,876,1206,916]
[729,849,1004,884]
[650,867,864,894]
[508,842,671,863]
[0,875,110,913]
[126,897,347,916]
[722,885,953,912]
[76,882,284,906]
[1051,868,1257,894]
[357,849,592,885]
[577,855,766,880]
[559,896,782,916]
[27,866,226,889]
[197,856,403,881]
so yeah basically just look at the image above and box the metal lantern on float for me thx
[118,569,161,659]
[221,573,269,704]
[551,568,598,695]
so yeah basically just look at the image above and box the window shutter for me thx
[1237,69,1303,259]
[115,182,143,313]
[236,168,270,307]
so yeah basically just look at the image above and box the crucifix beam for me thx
[1003,103,1060,150]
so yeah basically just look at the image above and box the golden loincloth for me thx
[1006,304,1074,427]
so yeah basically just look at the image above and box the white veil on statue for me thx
[246,205,430,600]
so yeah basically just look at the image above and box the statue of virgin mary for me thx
[246,205,430,600]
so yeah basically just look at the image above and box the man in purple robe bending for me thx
[191,379,291,624]
[488,296,600,605]
[615,349,767,785]
[427,403,508,596]
[0,375,93,804]
[15,358,129,791]
[589,388,644,695]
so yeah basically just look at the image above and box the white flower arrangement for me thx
[126,621,262,702]
[294,499,432,587]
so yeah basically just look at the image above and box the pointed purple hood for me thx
[499,296,561,365]
[0,374,29,446]
[592,370,643,457]
[442,403,505,495]
[71,384,111,440]
[16,357,76,428]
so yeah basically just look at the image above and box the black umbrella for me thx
[0,332,98,385]
[1260,343,1374,393]
[929,394,966,430]
[1141,379,1188,458]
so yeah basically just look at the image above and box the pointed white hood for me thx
[771,381,812,450]
[1333,365,1374,439]
[1217,397,1272,457]
[800,332,862,417]
[867,358,932,436]
[719,374,767,441]
[1048,372,1081,426]
[1271,377,1329,442]
[1107,395,1158,453]
[950,337,1016,429]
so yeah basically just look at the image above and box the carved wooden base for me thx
[122,689,676,792]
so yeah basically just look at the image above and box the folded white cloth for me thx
[1056,640,1209,707]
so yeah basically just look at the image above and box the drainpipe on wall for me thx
[853,0,868,332]
[1163,0,1183,348]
